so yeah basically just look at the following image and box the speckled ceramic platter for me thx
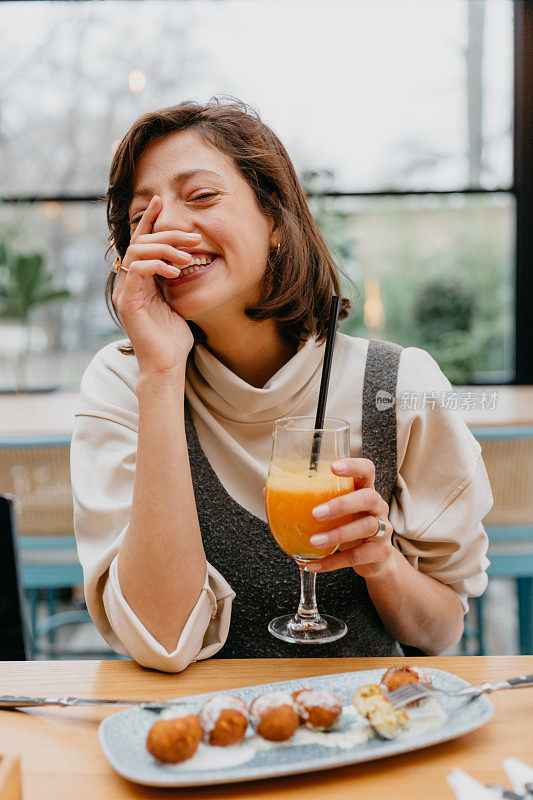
[98,667,493,787]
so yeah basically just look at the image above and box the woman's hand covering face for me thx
[112,195,202,373]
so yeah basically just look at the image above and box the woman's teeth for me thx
[179,255,215,276]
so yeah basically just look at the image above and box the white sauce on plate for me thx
[154,699,448,769]
[396,698,449,739]
[251,706,373,751]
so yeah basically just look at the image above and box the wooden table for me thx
[1,657,532,799]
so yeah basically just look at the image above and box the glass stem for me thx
[295,562,321,623]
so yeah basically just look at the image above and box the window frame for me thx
[514,0,533,385]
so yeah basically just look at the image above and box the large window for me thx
[313,193,514,384]
[0,0,521,390]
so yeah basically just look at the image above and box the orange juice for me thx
[265,459,354,560]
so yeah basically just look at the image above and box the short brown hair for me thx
[105,97,352,349]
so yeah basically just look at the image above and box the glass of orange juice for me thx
[265,417,353,644]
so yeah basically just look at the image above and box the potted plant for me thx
[0,243,71,392]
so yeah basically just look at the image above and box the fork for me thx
[388,673,533,709]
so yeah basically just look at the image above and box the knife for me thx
[0,695,187,711]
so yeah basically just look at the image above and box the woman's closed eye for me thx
[190,192,219,202]
[129,192,220,225]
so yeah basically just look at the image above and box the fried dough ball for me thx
[250,691,299,742]
[381,666,432,706]
[292,689,343,730]
[146,714,202,763]
[198,695,249,746]
[352,684,408,740]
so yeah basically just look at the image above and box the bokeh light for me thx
[128,70,146,92]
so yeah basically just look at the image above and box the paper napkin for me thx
[447,759,533,799]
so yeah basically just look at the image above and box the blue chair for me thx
[0,434,114,657]
[469,425,533,655]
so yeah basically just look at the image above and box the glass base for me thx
[268,613,347,644]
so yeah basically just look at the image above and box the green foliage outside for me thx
[309,193,513,385]
[0,245,71,321]
[0,239,71,389]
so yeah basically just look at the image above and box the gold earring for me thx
[276,243,281,254]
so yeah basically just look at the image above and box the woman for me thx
[71,98,491,672]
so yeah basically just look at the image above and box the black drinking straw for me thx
[309,295,342,471]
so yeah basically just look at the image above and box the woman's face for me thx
[128,129,276,326]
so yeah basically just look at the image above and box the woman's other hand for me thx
[306,458,395,580]
[112,195,202,374]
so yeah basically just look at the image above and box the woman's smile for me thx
[163,255,220,286]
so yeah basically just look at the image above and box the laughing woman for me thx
[71,99,492,671]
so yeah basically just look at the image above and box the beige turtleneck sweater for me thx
[71,334,491,672]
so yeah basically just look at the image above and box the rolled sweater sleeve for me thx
[70,342,235,672]
[390,347,493,613]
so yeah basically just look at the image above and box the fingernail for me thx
[312,504,329,520]
[310,534,329,546]
[169,266,180,275]
[185,232,202,239]
[306,563,321,572]
[332,460,347,473]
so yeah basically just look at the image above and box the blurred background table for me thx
[0,391,78,437]
[0,656,532,800]
[0,386,532,436]
[457,385,533,427]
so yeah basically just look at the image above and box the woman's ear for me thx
[268,213,278,245]
[269,223,280,249]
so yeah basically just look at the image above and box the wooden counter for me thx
[0,657,532,799]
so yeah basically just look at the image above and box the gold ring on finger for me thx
[372,518,388,538]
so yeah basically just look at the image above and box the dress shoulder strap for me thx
[361,338,402,505]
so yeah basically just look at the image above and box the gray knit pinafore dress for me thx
[184,339,404,657]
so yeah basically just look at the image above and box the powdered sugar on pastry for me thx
[198,695,248,734]
[250,691,294,724]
